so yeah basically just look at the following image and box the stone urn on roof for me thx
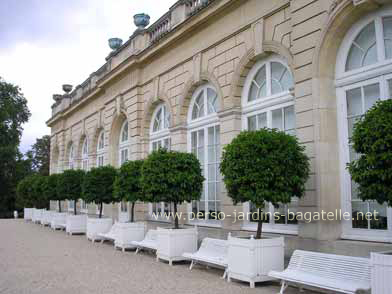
[133,13,150,30]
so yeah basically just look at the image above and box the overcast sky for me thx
[0,0,177,153]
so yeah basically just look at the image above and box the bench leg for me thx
[122,248,125,253]
[101,239,105,244]
[279,281,288,294]
[250,281,255,288]
[169,260,173,266]
[135,247,140,255]
[189,260,194,270]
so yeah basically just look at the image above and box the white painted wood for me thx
[183,238,228,278]
[65,214,87,235]
[269,250,371,294]
[50,212,67,230]
[32,209,45,224]
[86,217,112,242]
[132,229,158,253]
[157,227,198,265]
[228,235,284,288]
[371,251,392,294]
[114,222,145,251]
[98,222,120,243]
[41,210,54,226]
[24,208,33,221]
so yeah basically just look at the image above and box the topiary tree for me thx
[113,160,144,222]
[220,129,310,239]
[31,174,48,209]
[42,174,63,212]
[16,176,34,209]
[141,149,204,229]
[82,166,117,218]
[348,99,392,207]
[57,169,85,215]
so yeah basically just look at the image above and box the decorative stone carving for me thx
[252,19,264,55]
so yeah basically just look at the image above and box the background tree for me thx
[29,135,50,176]
[141,149,204,229]
[220,129,310,239]
[57,170,85,215]
[16,176,34,210]
[42,174,63,212]
[0,77,30,217]
[348,100,392,207]
[82,166,117,218]
[114,160,144,222]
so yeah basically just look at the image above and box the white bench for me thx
[183,238,228,279]
[98,223,120,244]
[269,250,371,294]
[132,230,158,254]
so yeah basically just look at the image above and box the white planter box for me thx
[24,208,33,221]
[371,251,392,294]
[157,227,198,265]
[114,222,145,251]
[32,209,45,224]
[51,212,67,230]
[86,218,113,242]
[66,214,87,235]
[41,210,54,226]
[228,235,284,288]
[118,212,130,223]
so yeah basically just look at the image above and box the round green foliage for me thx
[114,160,144,222]
[82,166,117,217]
[220,129,310,208]
[141,149,204,205]
[57,169,85,214]
[16,176,33,209]
[30,174,48,209]
[42,174,61,202]
[348,100,392,206]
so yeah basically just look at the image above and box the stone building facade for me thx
[47,0,392,256]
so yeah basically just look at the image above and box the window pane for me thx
[388,79,392,98]
[272,109,283,130]
[383,17,392,59]
[346,22,377,71]
[249,65,266,101]
[363,83,380,112]
[257,112,267,129]
[369,202,388,230]
[352,201,369,229]
[346,87,362,116]
[271,62,293,94]
[284,106,295,132]
[248,115,257,131]
[207,88,218,114]
[192,92,204,120]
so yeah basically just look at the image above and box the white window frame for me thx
[96,130,105,167]
[149,104,171,151]
[147,104,172,222]
[336,6,392,242]
[118,120,130,166]
[241,55,298,235]
[186,84,222,228]
[81,137,89,171]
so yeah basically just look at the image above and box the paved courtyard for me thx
[0,220,309,294]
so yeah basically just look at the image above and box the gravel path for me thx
[0,219,306,294]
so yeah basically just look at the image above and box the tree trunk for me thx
[131,202,135,223]
[58,201,61,212]
[99,202,103,219]
[256,207,263,239]
[74,201,77,215]
[173,202,179,229]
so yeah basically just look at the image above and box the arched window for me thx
[242,55,297,234]
[336,8,392,241]
[149,103,172,220]
[68,144,74,170]
[150,104,171,151]
[81,137,88,171]
[119,121,129,166]
[96,131,105,167]
[187,84,221,224]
